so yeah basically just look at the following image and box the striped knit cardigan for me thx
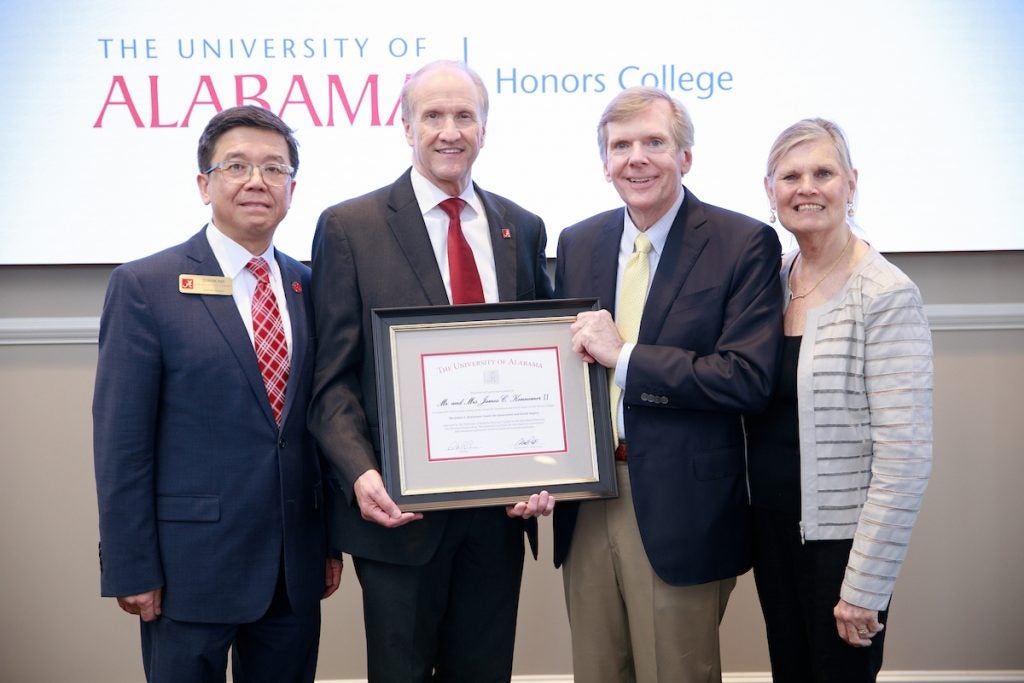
[782,246,933,611]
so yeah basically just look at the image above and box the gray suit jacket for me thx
[308,169,553,564]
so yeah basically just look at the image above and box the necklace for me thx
[788,231,854,301]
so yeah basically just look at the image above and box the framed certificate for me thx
[372,298,618,511]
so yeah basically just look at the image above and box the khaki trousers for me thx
[563,462,735,683]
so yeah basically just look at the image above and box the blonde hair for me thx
[597,87,694,161]
[765,117,854,179]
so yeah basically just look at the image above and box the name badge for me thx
[179,274,233,295]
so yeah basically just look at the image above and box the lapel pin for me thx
[292,281,302,293]
[501,228,511,239]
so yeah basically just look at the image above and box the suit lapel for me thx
[184,230,276,428]
[639,190,710,343]
[477,185,517,302]
[277,255,307,429]
[592,210,624,315]
[385,171,450,306]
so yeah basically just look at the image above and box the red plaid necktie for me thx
[440,197,484,304]
[246,257,289,426]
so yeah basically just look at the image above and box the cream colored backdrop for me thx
[1,251,1022,681]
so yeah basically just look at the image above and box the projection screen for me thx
[1,0,1021,264]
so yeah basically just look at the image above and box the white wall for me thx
[1,251,1022,680]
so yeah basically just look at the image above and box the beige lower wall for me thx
[1,252,1022,680]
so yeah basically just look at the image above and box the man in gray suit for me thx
[308,60,554,682]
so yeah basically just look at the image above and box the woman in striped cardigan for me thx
[746,118,933,682]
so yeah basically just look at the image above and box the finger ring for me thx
[858,628,869,635]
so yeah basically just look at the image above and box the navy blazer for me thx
[552,189,784,586]
[308,169,553,565]
[93,229,326,623]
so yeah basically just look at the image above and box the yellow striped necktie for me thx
[610,232,652,447]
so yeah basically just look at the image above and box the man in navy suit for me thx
[93,105,342,683]
[553,87,784,682]
[308,60,554,682]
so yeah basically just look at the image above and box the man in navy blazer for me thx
[553,88,784,682]
[308,60,554,682]
[93,106,341,683]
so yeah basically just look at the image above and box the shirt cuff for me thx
[614,342,636,388]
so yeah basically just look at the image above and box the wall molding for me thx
[925,303,1024,331]
[720,673,1024,683]
[2,303,1022,346]
[0,316,100,346]
[315,672,1024,683]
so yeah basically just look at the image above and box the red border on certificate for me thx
[420,346,568,462]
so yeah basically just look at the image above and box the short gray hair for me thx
[765,118,854,179]
[400,60,489,124]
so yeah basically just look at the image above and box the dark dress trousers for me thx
[553,189,784,586]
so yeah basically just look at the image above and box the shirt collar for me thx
[621,186,685,257]
[409,167,481,217]
[205,222,276,280]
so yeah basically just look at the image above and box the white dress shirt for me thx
[612,187,685,439]
[205,222,293,355]
[409,168,499,304]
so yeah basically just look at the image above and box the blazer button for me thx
[278,438,286,449]
[641,392,649,402]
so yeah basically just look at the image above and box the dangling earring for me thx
[847,202,855,218]
[769,207,777,224]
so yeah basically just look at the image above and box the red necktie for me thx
[440,197,485,304]
[246,257,289,426]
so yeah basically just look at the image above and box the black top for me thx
[746,335,801,514]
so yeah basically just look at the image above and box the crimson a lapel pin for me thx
[501,228,511,239]
[292,282,302,293]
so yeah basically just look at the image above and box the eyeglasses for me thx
[204,160,295,186]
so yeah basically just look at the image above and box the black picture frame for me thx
[371,298,617,511]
